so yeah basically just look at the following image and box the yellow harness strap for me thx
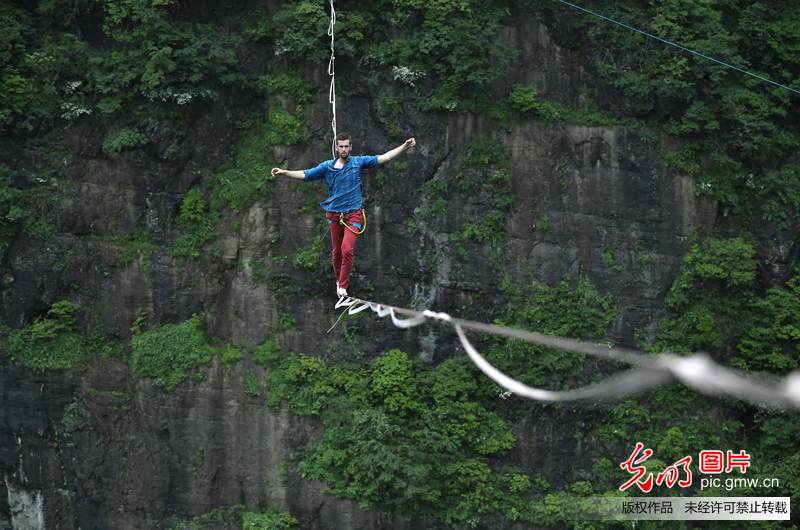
[339,209,367,235]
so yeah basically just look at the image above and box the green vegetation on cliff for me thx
[1,0,238,133]
[254,274,619,527]
[474,236,800,526]
[168,505,298,529]
[261,347,530,525]
[2,0,800,528]
[490,273,618,387]
[650,236,800,374]
[2,9,787,344]
[3,0,800,246]
[131,314,214,390]
[131,314,245,389]
[572,0,800,219]
[5,300,87,370]
[621,237,800,524]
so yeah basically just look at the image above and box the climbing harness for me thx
[332,295,800,410]
[327,0,337,158]
[338,209,366,235]
[556,0,800,95]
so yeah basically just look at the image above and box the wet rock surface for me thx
[0,352,456,529]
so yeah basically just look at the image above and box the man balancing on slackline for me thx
[271,133,416,298]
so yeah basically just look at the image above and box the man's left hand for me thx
[403,138,416,149]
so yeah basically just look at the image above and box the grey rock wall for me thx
[1,352,459,529]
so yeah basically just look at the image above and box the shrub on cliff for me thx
[5,301,87,371]
[0,164,26,252]
[262,347,529,526]
[654,237,800,373]
[167,505,298,529]
[131,314,213,390]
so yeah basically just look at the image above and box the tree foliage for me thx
[262,348,528,526]
[5,300,87,371]
[576,0,800,216]
[130,314,213,390]
[0,0,237,133]
[654,237,799,374]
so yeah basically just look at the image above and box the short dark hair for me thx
[336,132,352,144]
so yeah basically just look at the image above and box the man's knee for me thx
[342,233,358,255]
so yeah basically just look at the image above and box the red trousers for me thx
[327,211,363,291]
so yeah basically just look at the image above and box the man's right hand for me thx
[272,168,306,180]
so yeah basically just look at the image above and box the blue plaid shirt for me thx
[303,155,380,212]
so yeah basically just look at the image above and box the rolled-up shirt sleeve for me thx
[362,155,380,169]
[303,161,328,182]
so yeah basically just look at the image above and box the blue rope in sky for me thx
[555,0,800,96]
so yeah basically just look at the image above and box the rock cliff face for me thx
[2,354,446,530]
[0,9,763,530]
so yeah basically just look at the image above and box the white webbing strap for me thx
[327,0,337,159]
[327,296,800,410]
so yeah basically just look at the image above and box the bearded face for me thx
[337,140,352,159]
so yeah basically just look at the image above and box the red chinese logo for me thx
[725,450,751,473]
[699,450,724,473]
[619,443,654,492]
[698,450,750,474]
[656,456,692,488]
[621,445,751,491]
[620,444,693,491]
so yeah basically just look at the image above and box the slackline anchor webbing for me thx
[330,295,800,410]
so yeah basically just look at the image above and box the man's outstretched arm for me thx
[377,138,416,165]
[271,168,305,180]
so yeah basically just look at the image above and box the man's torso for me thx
[304,155,379,212]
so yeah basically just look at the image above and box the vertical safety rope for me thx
[327,0,337,159]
